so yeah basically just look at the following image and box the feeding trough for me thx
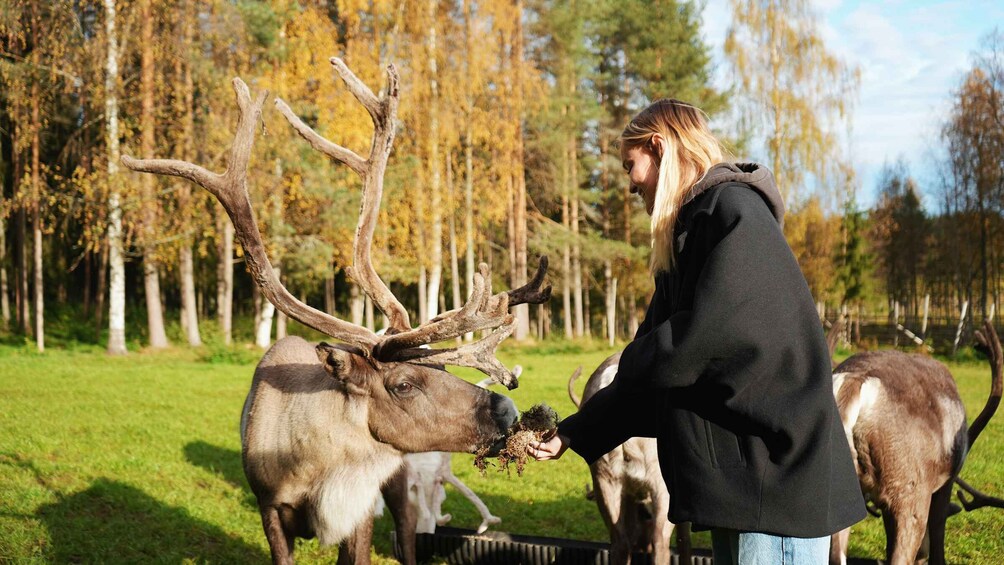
[392,526,885,564]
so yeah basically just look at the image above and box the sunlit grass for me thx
[1,338,1001,563]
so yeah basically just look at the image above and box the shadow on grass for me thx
[184,441,257,508]
[37,477,266,563]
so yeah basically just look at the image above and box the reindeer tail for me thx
[567,366,583,409]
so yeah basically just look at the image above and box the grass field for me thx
[1,335,1003,564]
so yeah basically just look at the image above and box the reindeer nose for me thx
[490,392,518,431]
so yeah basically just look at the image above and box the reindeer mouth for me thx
[483,434,510,457]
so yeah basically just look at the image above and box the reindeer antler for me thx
[121,79,379,350]
[969,320,1003,447]
[275,59,410,332]
[124,60,550,390]
[374,258,551,356]
[955,476,1004,512]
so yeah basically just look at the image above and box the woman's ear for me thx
[650,133,667,159]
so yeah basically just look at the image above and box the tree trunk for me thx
[623,138,638,337]
[512,0,529,340]
[139,0,169,349]
[562,124,573,339]
[216,210,234,345]
[277,308,287,340]
[180,246,201,345]
[31,81,43,352]
[582,269,591,338]
[425,0,443,320]
[365,293,375,332]
[572,196,583,337]
[176,0,200,347]
[463,0,475,342]
[17,208,30,337]
[324,270,335,315]
[605,264,616,347]
[350,280,364,326]
[255,267,279,349]
[418,266,428,324]
[104,0,127,355]
[1,214,9,327]
[95,240,107,333]
[447,152,462,319]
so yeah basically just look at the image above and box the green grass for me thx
[1,339,1002,563]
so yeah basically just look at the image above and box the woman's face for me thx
[621,141,660,216]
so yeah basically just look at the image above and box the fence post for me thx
[953,300,969,356]
[921,294,930,338]
[894,302,900,348]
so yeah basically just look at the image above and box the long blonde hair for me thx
[621,99,724,274]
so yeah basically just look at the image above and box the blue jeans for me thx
[711,528,829,565]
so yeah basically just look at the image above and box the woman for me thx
[529,99,865,564]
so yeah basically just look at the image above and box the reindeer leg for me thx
[829,527,850,565]
[260,505,295,565]
[925,480,953,565]
[592,463,631,565]
[883,499,930,565]
[336,514,374,565]
[648,482,672,565]
[443,472,500,533]
[382,465,418,565]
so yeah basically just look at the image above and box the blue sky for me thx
[699,0,1004,210]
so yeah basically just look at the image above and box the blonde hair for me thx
[621,99,724,274]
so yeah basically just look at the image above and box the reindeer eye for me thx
[393,382,415,395]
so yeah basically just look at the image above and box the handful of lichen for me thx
[474,403,559,476]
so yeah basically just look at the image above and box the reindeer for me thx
[829,320,1003,565]
[376,376,504,535]
[567,353,691,565]
[122,59,550,565]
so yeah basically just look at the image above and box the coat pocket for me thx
[704,419,747,469]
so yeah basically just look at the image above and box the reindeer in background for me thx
[122,59,550,565]
[567,353,691,565]
[829,320,1004,565]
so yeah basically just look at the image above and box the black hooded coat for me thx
[558,163,867,537]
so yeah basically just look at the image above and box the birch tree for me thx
[104,0,127,354]
[724,0,858,207]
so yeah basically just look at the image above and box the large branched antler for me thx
[275,58,410,332]
[121,79,379,350]
[375,257,551,357]
[968,320,1003,447]
[123,60,551,390]
[948,320,1004,516]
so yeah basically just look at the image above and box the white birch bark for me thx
[425,0,443,320]
[104,0,127,355]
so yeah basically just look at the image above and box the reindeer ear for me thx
[316,342,369,395]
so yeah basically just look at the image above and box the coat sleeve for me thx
[617,185,822,403]
[557,379,663,464]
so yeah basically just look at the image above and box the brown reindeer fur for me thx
[569,353,691,565]
[241,336,516,564]
[829,352,968,565]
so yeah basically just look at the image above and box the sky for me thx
[699,0,1004,210]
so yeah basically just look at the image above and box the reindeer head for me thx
[121,59,549,455]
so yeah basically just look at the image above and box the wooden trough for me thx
[392,526,882,564]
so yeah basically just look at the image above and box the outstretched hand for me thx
[527,430,570,461]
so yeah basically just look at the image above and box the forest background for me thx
[0,0,1002,355]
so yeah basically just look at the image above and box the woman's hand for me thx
[527,430,570,461]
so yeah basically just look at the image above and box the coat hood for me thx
[685,162,785,227]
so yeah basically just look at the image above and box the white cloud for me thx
[700,0,995,208]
